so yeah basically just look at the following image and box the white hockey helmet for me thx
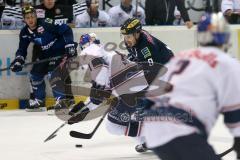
[79,33,100,50]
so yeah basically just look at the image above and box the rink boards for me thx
[0,26,240,109]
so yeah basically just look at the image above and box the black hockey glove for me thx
[233,137,240,159]
[10,56,25,72]
[65,43,77,58]
[69,101,85,116]
[90,81,111,105]
[68,107,90,125]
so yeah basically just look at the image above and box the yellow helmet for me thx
[120,18,142,35]
[22,5,36,16]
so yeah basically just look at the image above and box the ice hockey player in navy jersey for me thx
[121,18,174,84]
[10,5,77,112]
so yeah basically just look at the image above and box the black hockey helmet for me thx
[120,18,142,35]
[22,5,36,16]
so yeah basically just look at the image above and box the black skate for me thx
[25,99,46,112]
[135,143,148,153]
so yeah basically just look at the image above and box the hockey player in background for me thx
[121,18,174,84]
[141,12,240,160]
[28,0,80,110]
[10,6,77,111]
[108,0,145,27]
[75,0,111,28]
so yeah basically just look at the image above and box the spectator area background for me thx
[0,0,223,24]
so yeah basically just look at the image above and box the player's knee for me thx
[105,119,126,136]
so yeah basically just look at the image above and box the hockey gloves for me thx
[10,56,25,72]
[90,81,112,105]
[69,101,85,116]
[65,43,77,59]
[234,137,240,159]
[68,101,90,125]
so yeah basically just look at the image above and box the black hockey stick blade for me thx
[69,98,114,139]
[44,122,66,143]
[70,130,93,139]
[217,147,234,158]
[70,117,104,139]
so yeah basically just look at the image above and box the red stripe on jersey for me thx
[142,30,154,45]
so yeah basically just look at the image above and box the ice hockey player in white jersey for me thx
[108,0,145,27]
[65,33,159,153]
[75,0,111,28]
[140,12,240,160]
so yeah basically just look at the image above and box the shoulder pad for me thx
[44,18,53,24]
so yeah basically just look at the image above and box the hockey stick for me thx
[69,108,108,139]
[218,147,234,158]
[69,99,113,139]
[0,55,64,72]
[44,101,91,143]
[44,122,67,142]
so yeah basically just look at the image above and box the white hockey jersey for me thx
[78,43,148,98]
[108,4,145,27]
[221,0,240,14]
[142,47,240,148]
[75,10,111,28]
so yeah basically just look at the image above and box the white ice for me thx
[0,110,236,160]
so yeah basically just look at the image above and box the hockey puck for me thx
[75,144,83,148]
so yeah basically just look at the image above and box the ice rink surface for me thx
[0,110,237,160]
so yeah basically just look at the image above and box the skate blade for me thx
[25,107,46,112]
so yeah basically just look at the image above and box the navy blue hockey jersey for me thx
[127,30,174,65]
[16,19,74,59]
[127,30,174,84]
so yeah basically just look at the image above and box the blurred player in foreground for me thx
[141,12,240,160]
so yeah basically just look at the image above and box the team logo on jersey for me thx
[55,8,61,15]
[120,112,131,122]
[37,26,44,34]
[54,18,68,25]
[45,18,53,24]
[141,47,151,58]
[118,13,122,17]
